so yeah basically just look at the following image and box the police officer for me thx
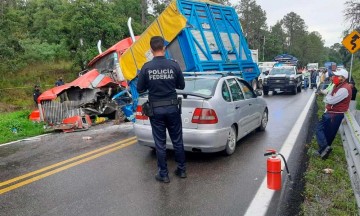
[55,76,64,87]
[137,36,186,183]
[33,85,41,107]
[55,76,66,102]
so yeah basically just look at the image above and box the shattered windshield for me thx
[92,52,117,73]
[270,67,295,75]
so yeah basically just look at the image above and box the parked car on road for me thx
[258,66,271,89]
[262,66,302,95]
[134,74,268,155]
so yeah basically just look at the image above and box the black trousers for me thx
[149,105,186,177]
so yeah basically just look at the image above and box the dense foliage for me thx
[0,0,149,73]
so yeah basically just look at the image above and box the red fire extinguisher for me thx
[264,149,292,190]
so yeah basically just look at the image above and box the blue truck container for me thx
[120,0,260,87]
[116,0,261,119]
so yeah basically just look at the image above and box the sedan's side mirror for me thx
[255,89,262,96]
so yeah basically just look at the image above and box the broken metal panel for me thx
[66,87,98,104]
[41,100,84,125]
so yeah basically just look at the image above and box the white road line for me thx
[0,122,134,147]
[245,92,316,216]
[0,134,51,147]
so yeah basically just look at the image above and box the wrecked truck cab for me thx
[33,69,126,132]
[29,36,139,131]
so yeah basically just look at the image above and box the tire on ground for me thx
[225,125,237,155]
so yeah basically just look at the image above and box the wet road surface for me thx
[0,89,314,216]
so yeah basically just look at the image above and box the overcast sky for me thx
[231,0,349,47]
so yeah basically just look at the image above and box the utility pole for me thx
[349,53,354,82]
[262,35,266,61]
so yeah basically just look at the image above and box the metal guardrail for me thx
[339,110,360,213]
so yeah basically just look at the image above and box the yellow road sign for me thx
[342,30,360,54]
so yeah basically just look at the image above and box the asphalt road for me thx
[0,89,314,216]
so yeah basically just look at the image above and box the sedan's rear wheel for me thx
[225,125,237,155]
[257,109,268,131]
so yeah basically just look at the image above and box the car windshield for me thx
[183,77,217,96]
[270,67,295,75]
[91,52,117,73]
[260,67,270,73]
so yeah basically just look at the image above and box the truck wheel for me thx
[251,79,257,90]
[292,86,297,95]
[297,84,302,92]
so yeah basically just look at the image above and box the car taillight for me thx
[192,108,218,124]
[136,105,148,120]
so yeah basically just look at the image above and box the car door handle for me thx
[249,103,252,106]
[235,106,240,109]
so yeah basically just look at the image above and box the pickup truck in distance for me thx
[262,66,303,95]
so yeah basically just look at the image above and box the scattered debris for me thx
[94,116,107,124]
[82,136,93,140]
[323,168,334,174]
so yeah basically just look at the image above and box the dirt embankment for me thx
[0,102,22,113]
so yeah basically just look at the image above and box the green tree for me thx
[62,0,133,68]
[305,32,325,63]
[150,0,170,16]
[264,22,285,61]
[344,0,360,30]
[235,0,267,50]
[281,12,307,54]
[24,0,67,44]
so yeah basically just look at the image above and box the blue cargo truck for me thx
[120,0,260,89]
[116,0,260,119]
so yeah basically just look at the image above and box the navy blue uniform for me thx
[137,56,186,178]
[55,79,64,87]
[33,89,41,107]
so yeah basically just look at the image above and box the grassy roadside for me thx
[0,61,78,144]
[301,95,358,215]
[0,61,78,112]
[301,60,360,215]
[0,110,46,144]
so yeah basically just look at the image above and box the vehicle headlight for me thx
[289,80,294,84]
[263,78,267,84]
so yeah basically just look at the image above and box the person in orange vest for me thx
[315,69,352,159]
